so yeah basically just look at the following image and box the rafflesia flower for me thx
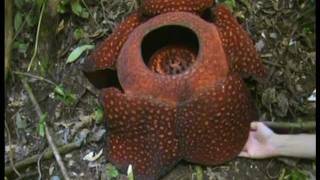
[82,1,267,179]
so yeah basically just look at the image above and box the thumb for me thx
[250,121,259,131]
[238,151,250,157]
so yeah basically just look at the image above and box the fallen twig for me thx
[70,114,94,138]
[37,151,45,180]
[266,159,279,179]
[13,71,57,86]
[262,121,316,131]
[5,142,82,176]
[5,119,21,177]
[15,171,38,180]
[20,78,71,180]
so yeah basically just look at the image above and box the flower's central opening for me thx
[141,25,199,75]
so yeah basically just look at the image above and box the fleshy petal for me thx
[212,5,267,80]
[178,74,258,165]
[142,0,214,16]
[101,88,181,179]
[83,11,144,72]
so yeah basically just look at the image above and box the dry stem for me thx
[20,78,71,180]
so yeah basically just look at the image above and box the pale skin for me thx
[239,122,316,159]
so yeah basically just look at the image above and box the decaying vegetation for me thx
[5,0,315,179]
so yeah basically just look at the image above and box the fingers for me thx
[238,151,249,157]
[254,121,275,136]
[250,121,259,131]
[250,121,269,131]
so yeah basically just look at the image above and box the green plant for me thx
[279,168,309,180]
[66,44,94,63]
[38,112,47,137]
[105,163,119,179]
[94,106,104,124]
[53,85,77,105]
[73,28,86,40]
[57,0,89,18]
[194,166,203,180]
[219,0,236,10]
[127,164,134,180]
[12,0,44,58]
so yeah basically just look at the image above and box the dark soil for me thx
[5,0,315,179]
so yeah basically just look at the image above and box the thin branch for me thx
[5,119,21,177]
[37,151,45,180]
[21,78,42,117]
[262,60,282,68]
[13,71,57,86]
[15,171,38,180]
[27,0,46,71]
[20,78,71,180]
[262,121,316,131]
[45,128,71,180]
[5,142,82,176]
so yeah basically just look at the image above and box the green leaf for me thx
[105,163,119,179]
[71,0,82,15]
[39,113,47,125]
[222,0,236,10]
[26,13,37,27]
[64,93,77,105]
[71,0,83,16]
[16,112,27,129]
[284,169,308,180]
[38,113,47,137]
[127,164,134,180]
[53,85,77,105]
[70,0,89,18]
[73,28,85,40]
[195,166,203,180]
[66,45,94,63]
[36,0,45,8]
[54,85,66,97]
[13,41,29,54]
[14,0,24,9]
[80,11,89,19]
[94,106,104,124]
[14,12,23,32]
[61,0,70,5]
[57,2,67,14]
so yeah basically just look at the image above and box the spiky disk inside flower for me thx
[148,44,197,75]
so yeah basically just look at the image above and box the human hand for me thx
[239,122,279,159]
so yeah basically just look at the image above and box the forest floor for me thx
[5,0,315,179]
